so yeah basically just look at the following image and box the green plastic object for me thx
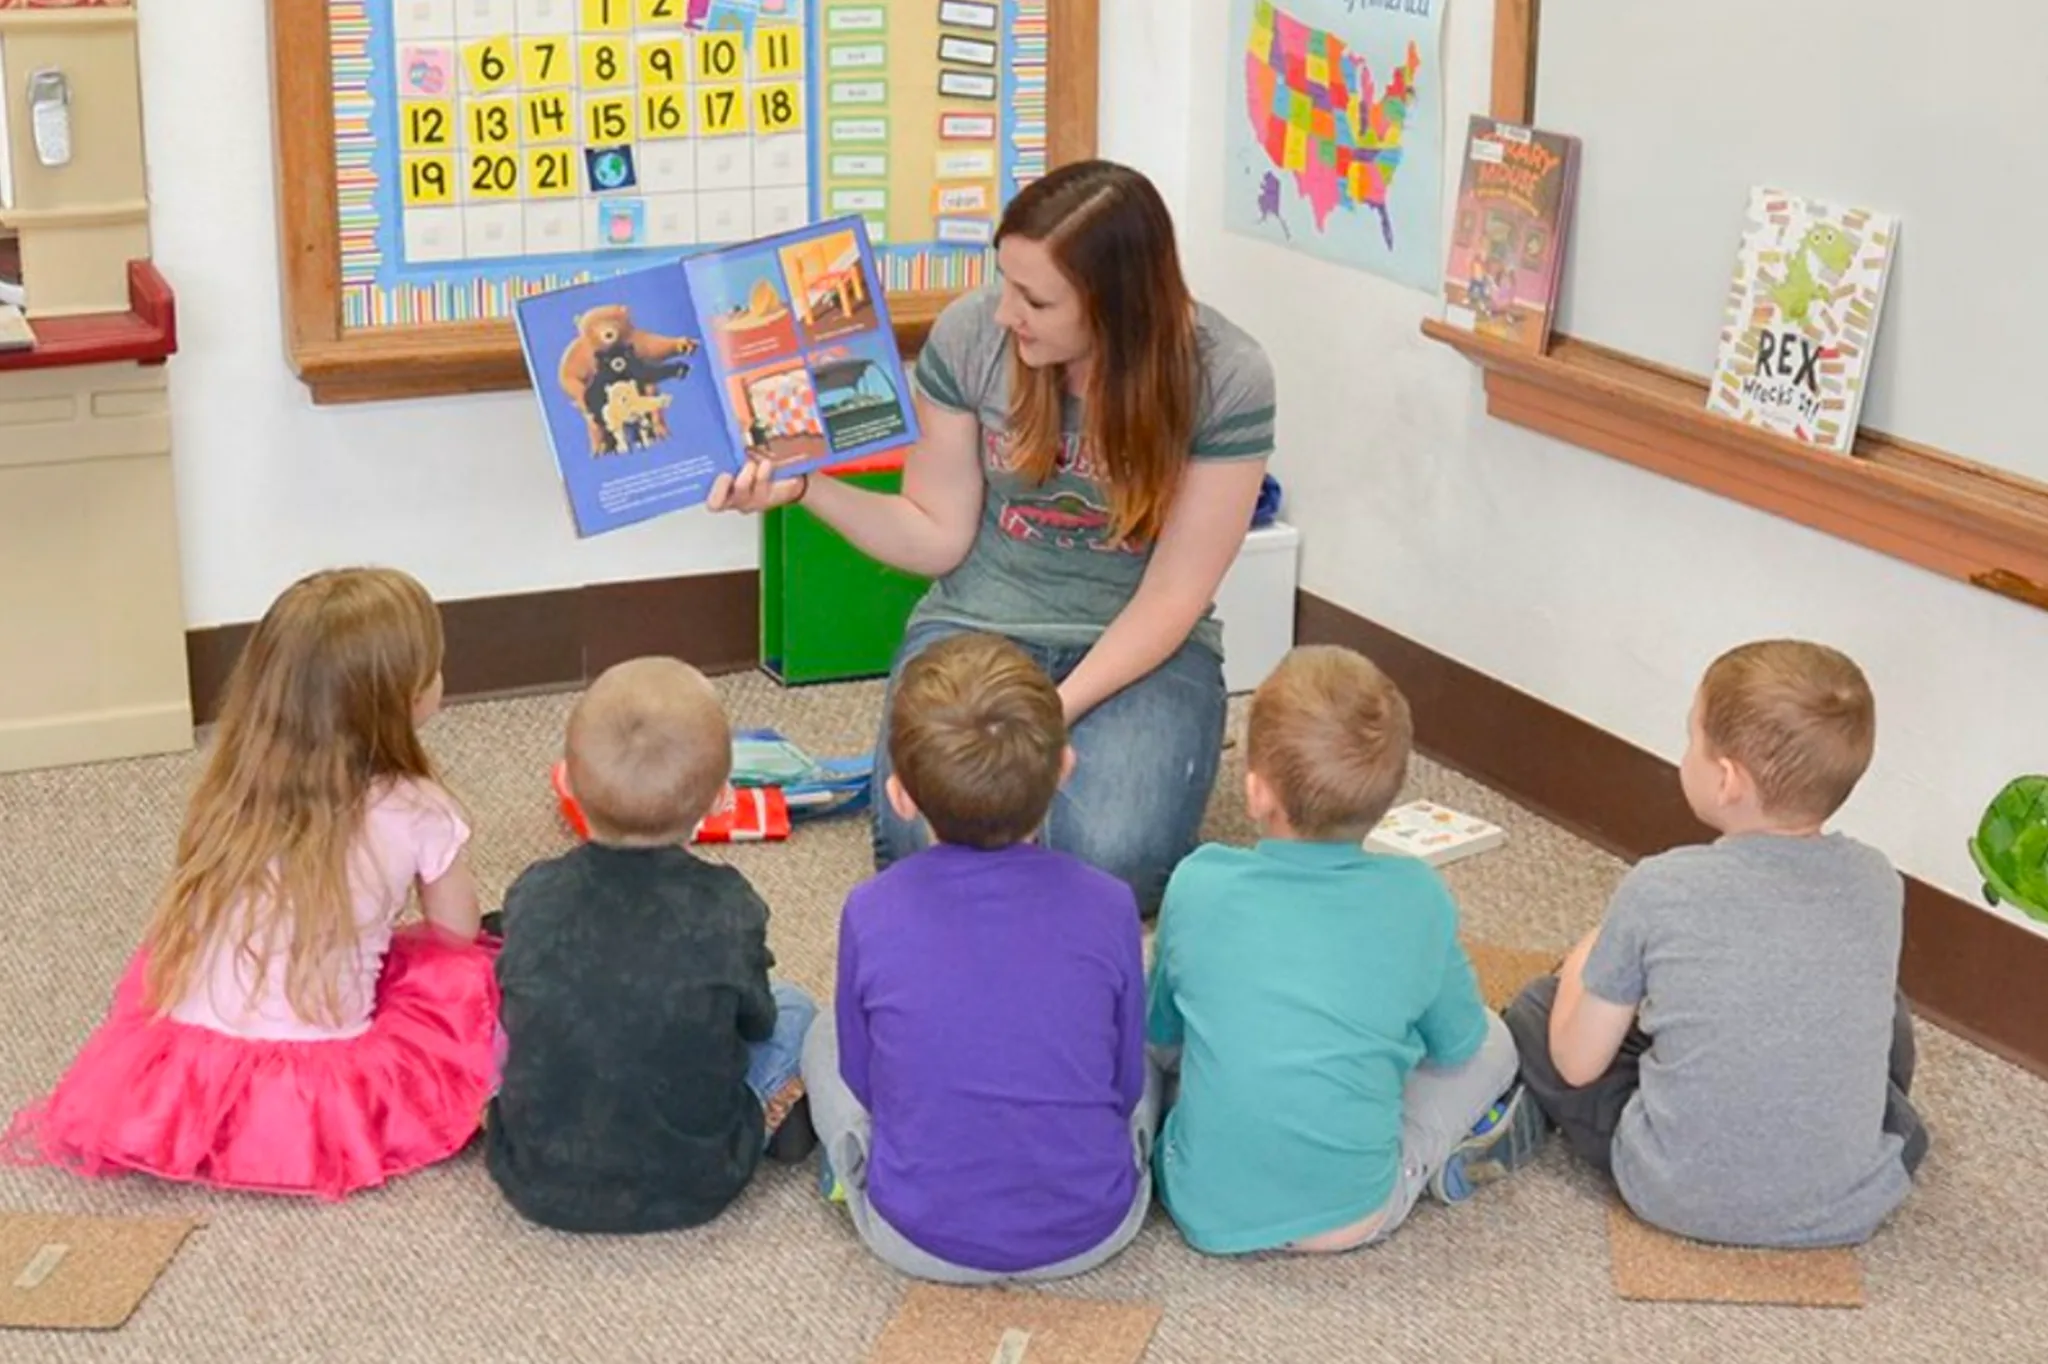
[1968,775,2048,925]
[760,457,929,685]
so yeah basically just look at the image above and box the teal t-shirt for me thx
[910,285,1275,656]
[1146,840,1490,1254]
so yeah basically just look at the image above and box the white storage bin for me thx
[1213,521,1301,694]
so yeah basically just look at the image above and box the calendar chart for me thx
[336,0,1051,329]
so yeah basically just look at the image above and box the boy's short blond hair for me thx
[1248,645,1412,840]
[888,633,1066,850]
[1697,640,1874,822]
[566,656,731,842]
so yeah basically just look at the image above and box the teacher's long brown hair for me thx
[996,160,1199,547]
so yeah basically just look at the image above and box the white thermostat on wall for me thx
[27,69,72,169]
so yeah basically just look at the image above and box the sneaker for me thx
[1428,1083,1548,1204]
[816,1150,846,1204]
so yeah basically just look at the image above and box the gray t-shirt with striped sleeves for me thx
[908,285,1275,658]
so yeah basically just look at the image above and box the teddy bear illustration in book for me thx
[557,305,699,455]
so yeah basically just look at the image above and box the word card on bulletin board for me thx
[270,0,1100,403]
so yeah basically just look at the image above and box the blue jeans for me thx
[747,980,816,1142]
[871,619,1229,916]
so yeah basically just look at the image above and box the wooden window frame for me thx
[1426,0,2048,613]
[268,0,1100,405]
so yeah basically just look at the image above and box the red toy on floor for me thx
[550,760,792,844]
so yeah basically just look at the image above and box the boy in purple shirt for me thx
[800,633,1156,1282]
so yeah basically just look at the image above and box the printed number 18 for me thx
[755,84,801,133]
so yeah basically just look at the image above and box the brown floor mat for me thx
[865,1284,1163,1364]
[0,1212,202,1331]
[1461,937,1557,1011]
[1607,1203,1864,1308]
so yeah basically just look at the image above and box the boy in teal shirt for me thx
[1147,646,1546,1254]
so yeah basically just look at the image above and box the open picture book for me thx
[514,216,920,536]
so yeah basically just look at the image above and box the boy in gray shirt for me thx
[1505,640,1927,1248]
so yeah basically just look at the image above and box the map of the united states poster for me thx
[1225,0,1446,290]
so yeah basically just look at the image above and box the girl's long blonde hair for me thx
[996,160,1200,547]
[142,567,445,1026]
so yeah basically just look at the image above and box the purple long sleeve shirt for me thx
[835,841,1146,1272]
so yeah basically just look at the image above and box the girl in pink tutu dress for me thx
[4,567,500,1201]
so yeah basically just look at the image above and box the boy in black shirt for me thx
[485,656,816,1233]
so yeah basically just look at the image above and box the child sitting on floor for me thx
[485,656,817,1234]
[1147,645,1545,1255]
[4,567,500,1200]
[1504,639,1927,1248]
[801,632,1154,1283]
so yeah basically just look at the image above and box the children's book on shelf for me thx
[1707,187,1899,454]
[514,216,920,537]
[1441,115,1581,352]
[1365,800,1507,868]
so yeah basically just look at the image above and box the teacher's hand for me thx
[707,458,807,514]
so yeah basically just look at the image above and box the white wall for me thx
[1540,0,2048,482]
[138,1,2042,913]
[1178,0,2048,918]
[139,0,1190,627]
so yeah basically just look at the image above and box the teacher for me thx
[709,160,1275,916]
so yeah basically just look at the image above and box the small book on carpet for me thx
[1365,800,1507,867]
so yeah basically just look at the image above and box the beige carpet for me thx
[1,674,2041,1363]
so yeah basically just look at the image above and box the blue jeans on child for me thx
[748,980,816,1144]
[870,619,1230,917]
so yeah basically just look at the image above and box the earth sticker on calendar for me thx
[336,0,1050,329]
[1224,0,1445,291]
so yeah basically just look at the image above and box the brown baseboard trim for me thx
[1297,591,2048,1080]
[186,569,761,723]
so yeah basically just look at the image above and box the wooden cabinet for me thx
[0,1,188,773]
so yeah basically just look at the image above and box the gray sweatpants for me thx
[1155,1012,1522,1250]
[1355,1012,1523,1244]
[799,1013,1160,1283]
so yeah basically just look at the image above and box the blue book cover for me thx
[514,216,919,538]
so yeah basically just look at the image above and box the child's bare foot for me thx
[764,1087,816,1164]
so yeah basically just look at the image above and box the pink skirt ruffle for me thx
[3,926,500,1201]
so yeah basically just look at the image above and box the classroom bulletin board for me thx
[269,0,1100,403]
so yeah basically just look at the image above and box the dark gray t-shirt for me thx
[486,843,778,1233]
[1584,833,1913,1247]
[909,285,1275,656]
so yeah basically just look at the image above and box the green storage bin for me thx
[760,457,930,684]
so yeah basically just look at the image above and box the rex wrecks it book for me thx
[1441,115,1580,352]
[514,216,920,537]
[1707,187,1899,454]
